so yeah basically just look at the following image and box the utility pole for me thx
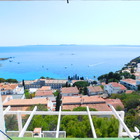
[0,91,7,140]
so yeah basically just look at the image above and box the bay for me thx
[0,45,140,81]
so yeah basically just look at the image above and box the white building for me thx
[19,79,67,90]
[136,63,140,72]
[104,82,126,95]
[0,83,24,95]
[120,79,139,90]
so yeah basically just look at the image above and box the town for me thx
[1,58,140,139]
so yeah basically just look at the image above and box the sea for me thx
[0,45,140,81]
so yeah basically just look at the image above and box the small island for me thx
[0,58,9,61]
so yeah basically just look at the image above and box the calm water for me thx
[0,45,140,81]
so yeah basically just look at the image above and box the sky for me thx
[0,1,140,46]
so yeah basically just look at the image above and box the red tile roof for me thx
[3,98,48,106]
[62,96,105,104]
[1,95,12,102]
[61,87,79,94]
[109,82,126,90]
[35,86,53,96]
[35,90,53,96]
[62,96,124,111]
[105,99,124,109]
[0,84,18,91]
[125,90,134,94]
[87,86,103,93]
[120,79,136,85]
[38,86,51,90]
[33,128,42,133]
[62,103,111,111]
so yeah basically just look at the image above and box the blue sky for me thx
[0,1,140,46]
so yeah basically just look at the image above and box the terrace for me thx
[0,103,140,140]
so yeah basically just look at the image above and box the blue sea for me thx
[0,45,140,81]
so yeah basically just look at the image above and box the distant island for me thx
[0,58,9,61]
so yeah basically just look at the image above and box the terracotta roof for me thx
[0,84,18,91]
[3,98,48,106]
[62,96,124,111]
[105,99,124,109]
[62,103,110,111]
[125,90,134,94]
[33,128,42,133]
[61,87,79,94]
[133,72,140,76]
[109,82,127,90]
[101,82,106,86]
[120,79,136,85]
[62,96,105,104]
[38,86,51,91]
[35,90,53,96]
[87,86,103,93]
[1,95,12,102]
[20,80,36,85]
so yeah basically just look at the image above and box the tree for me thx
[92,80,97,85]
[73,81,89,94]
[6,78,18,83]
[73,81,89,89]
[22,79,25,90]
[25,89,31,99]
[55,92,62,111]
[83,87,88,95]
[131,68,134,73]
[0,78,5,83]
[40,76,45,79]
[5,115,18,131]
[53,90,60,96]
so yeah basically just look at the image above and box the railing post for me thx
[118,111,124,137]
[108,104,134,138]
[18,106,37,137]
[17,111,23,133]
[56,106,61,138]
[87,106,97,138]
[0,91,7,140]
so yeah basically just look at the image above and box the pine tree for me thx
[55,92,62,111]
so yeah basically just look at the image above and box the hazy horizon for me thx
[0,1,140,46]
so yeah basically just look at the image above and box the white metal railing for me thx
[18,106,37,137]
[3,105,140,139]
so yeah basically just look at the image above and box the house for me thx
[35,86,54,98]
[62,96,124,111]
[60,87,79,96]
[62,96,110,111]
[105,99,124,109]
[104,82,126,95]
[87,86,103,95]
[3,98,54,111]
[0,83,24,95]
[120,79,139,90]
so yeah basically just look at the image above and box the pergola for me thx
[1,103,140,139]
